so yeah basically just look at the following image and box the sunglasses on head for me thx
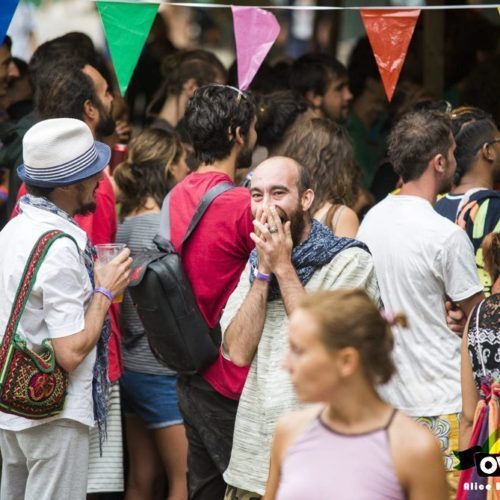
[209,84,248,105]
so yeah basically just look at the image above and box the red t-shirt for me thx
[170,171,254,399]
[14,175,123,382]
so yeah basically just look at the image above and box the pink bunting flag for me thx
[361,9,420,102]
[232,6,280,91]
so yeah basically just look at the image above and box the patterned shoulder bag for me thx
[0,230,77,419]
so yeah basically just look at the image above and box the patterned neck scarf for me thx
[20,195,110,445]
[249,219,370,301]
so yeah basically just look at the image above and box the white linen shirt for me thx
[0,201,95,431]
[357,194,483,417]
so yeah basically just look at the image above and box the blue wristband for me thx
[95,287,114,303]
[254,268,272,282]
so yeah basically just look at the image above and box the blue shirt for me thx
[434,193,464,221]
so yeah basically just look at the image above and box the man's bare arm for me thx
[274,262,305,317]
[458,291,484,318]
[53,293,112,372]
[53,249,131,372]
[223,279,269,367]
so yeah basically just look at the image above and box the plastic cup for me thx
[94,243,126,303]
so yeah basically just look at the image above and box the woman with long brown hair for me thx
[114,127,189,500]
[282,118,360,238]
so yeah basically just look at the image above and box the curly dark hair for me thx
[113,128,184,220]
[388,110,452,183]
[35,58,100,121]
[450,107,497,185]
[256,90,309,153]
[281,118,359,211]
[184,85,256,165]
[289,53,347,98]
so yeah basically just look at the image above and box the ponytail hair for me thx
[147,49,226,117]
[113,128,183,220]
[299,289,405,385]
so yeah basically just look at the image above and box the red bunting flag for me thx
[360,9,420,102]
[232,6,280,91]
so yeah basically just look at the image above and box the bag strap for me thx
[158,181,234,244]
[473,300,487,377]
[0,230,77,362]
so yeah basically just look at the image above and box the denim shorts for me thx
[120,369,183,429]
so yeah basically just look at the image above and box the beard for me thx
[235,143,254,170]
[74,181,99,216]
[74,201,97,216]
[95,102,116,139]
[275,204,306,246]
[438,171,455,194]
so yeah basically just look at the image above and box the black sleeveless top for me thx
[467,294,500,391]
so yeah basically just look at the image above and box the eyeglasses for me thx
[470,138,500,155]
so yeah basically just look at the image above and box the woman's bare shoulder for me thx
[275,404,323,448]
[389,411,445,471]
[389,412,449,498]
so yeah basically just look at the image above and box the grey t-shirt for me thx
[116,212,175,376]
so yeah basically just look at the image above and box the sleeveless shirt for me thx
[276,410,404,500]
[467,294,500,391]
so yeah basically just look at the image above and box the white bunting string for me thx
[90,1,500,11]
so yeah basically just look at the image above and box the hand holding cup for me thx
[94,244,132,303]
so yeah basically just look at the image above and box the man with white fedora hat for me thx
[0,117,132,499]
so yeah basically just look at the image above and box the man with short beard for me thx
[289,53,352,124]
[11,59,124,495]
[0,118,131,499]
[357,109,484,495]
[168,84,257,500]
[4,41,117,223]
[221,156,379,499]
[14,59,117,244]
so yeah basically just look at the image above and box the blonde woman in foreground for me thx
[264,289,448,500]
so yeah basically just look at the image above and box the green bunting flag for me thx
[97,1,158,95]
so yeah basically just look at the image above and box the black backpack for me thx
[128,182,234,374]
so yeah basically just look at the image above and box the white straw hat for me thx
[17,118,111,187]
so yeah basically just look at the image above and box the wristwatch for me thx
[254,268,272,282]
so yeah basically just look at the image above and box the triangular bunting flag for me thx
[232,6,280,91]
[0,0,19,45]
[360,9,420,102]
[97,1,158,95]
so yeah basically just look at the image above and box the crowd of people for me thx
[0,15,498,500]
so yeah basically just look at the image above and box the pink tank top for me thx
[276,410,405,500]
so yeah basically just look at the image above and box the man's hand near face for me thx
[251,206,293,276]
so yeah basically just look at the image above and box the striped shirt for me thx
[222,247,380,495]
[116,212,175,376]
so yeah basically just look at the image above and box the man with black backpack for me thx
[168,85,257,499]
